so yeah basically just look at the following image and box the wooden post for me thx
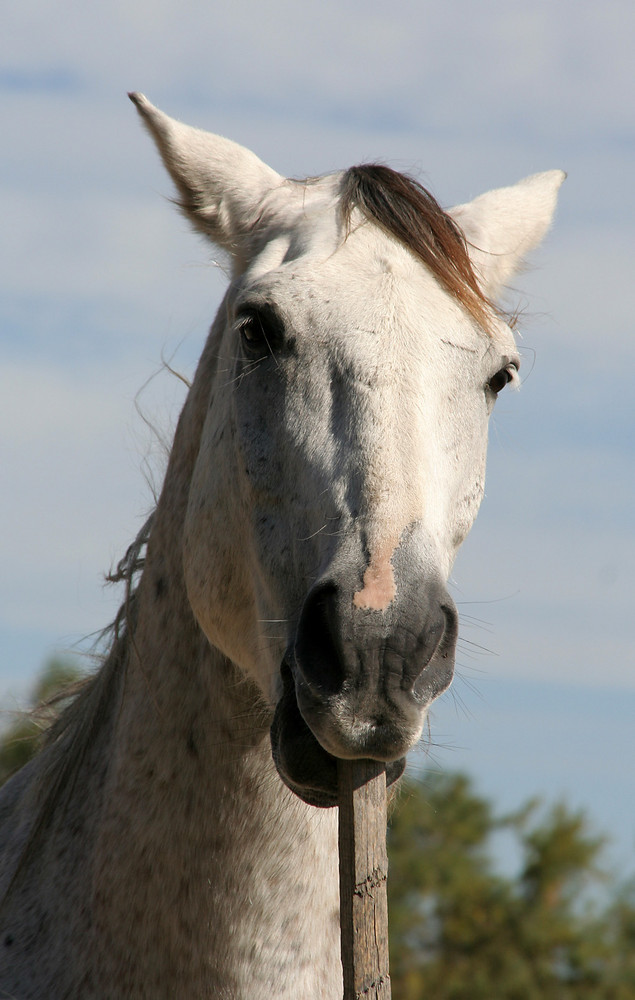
[338,759,391,1000]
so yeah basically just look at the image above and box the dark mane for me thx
[339,164,497,332]
[0,514,154,907]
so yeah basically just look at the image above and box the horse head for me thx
[131,94,563,806]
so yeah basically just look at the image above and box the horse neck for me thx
[85,350,341,996]
[91,581,338,994]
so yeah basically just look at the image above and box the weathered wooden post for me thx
[338,759,391,1000]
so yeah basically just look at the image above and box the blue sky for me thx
[1,0,633,876]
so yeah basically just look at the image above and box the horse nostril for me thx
[408,598,459,704]
[294,582,343,696]
[440,603,459,653]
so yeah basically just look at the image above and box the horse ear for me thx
[129,93,282,259]
[449,170,566,299]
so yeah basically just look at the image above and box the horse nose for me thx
[293,575,458,707]
[271,570,458,799]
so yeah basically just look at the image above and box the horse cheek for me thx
[182,480,264,684]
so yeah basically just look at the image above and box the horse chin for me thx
[270,659,406,808]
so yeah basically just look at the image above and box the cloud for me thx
[451,433,634,689]
[4,0,634,144]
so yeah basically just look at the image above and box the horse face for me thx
[183,223,520,804]
[132,95,563,805]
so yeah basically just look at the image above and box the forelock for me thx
[338,165,500,333]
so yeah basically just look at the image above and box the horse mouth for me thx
[270,658,406,808]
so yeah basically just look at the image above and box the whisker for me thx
[457,636,498,657]
[297,523,328,541]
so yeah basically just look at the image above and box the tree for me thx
[601,878,635,997]
[0,656,84,785]
[387,770,634,999]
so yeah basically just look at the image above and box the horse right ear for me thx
[129,93,283,265]
[449,170,566,300]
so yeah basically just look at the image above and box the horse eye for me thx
[488,364,518,395]
[238,312,269,354]
[236,307,284,358]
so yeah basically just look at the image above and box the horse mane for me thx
[44,510,155,754]
[339,164,498,332]
[0,513,155,905]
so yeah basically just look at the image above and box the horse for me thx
[0,93,563,998]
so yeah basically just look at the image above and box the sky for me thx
[1,1,633,878]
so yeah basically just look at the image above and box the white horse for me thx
[0,94,563,998]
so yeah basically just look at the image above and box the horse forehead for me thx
[246,210,513,356]
[277,233,517,362]
[305,219,421,285]
[251,224,435,336]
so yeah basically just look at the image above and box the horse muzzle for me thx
[270,547,458,807]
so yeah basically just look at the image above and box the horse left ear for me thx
[129,93,283,265]
[449,170,566,300]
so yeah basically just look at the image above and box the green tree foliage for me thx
[388,771,635,998]
[0,657,83,785]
